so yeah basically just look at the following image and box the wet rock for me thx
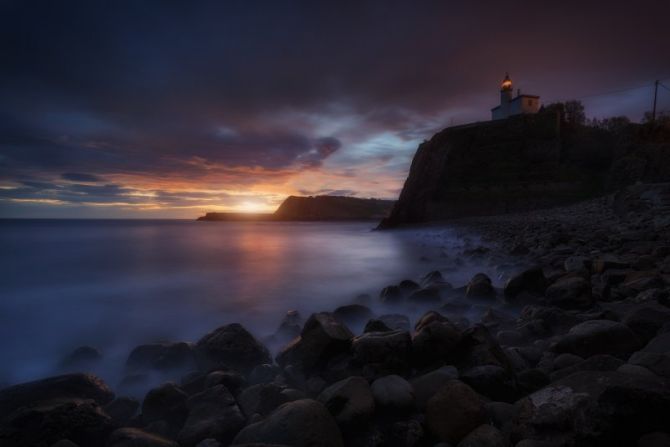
[399,279,420,294]
[0,398,113,447]
[333,304,373,329]
[177,385,245,447]
[451,325,512,371]
[460,365,517,402]
[563,256,591,273]
[410,365,459,409]
[497,330,524,346]
[550,354,624,381]
[274,310,303,341]
[545,276,593,309]
[364,319,392,333]
[195,324,271,373]
[456,424,506,447]
[61,346,102,369]
[352,330,412,379]
[592,255,630,274]
[380,285,403,304]
[237,383,288,418]
[407,287,442,305]
[623,304,670,344]
[248,364,280,385]
[317,376,374,429]
[551,320,641,359]
[104,396,140,426]
[412,312,461,368]
[370,375,415,412]
[465,273,495,299]
[276,313,353,377]
[552,353,583,370]
[231,399,343,447]
[204,370,246,395]
[628,332,670,378]
[0,373,114,420]
[181,371,206,395]
[127,342,197,373]
[512,371,670,445]
[108,428,178,447]
[485,401,518,432]
[425,380,486,444]
[504,267,548,302]
[422,270,445,287]
[637,432,670,447]
[379,314,411,332]
[141,382,188,429]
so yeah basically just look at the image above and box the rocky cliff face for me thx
[380,113,670,228]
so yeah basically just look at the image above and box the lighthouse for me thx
[491,73,540,120]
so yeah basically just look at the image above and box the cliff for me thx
[272,195,393,220]
[380,112,670,228]
[198,196,394,221]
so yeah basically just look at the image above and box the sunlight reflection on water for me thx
[0,219,499,389]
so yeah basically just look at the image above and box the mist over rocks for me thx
[3,188,670,446]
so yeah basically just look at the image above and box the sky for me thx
[1,0,670,218]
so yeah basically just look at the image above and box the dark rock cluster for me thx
[2,193,670,446]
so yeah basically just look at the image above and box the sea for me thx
[0,219,504,391]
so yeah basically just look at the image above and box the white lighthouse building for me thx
[491,73,540,120]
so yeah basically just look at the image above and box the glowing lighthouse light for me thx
[501,73,513,91]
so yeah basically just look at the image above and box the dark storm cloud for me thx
[1,0,669,216]
[61,173,103,182]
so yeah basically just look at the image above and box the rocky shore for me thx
[2,188,670,447]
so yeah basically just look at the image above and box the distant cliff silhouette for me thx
[198,196,395,221]
[380,111,670,228]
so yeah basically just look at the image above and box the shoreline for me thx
[1,191,669,446]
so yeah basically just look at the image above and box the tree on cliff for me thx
[544,101,586,127]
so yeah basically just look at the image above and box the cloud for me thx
[61,172,103,182]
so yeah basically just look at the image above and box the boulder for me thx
[412,312,461,368]
[104,396,140,426]
[248,364,280,385]
[450,325,512,371]
[378,314,411,332]
[0,398,113,447]
[352,330,412,378]
[399,279,420,294]
[177,385,245,447]
[127,342,196,372]
[563,256,591,273]
[204,370,246,395]
[273,310,304,342]
[61,346,102,369]
[276,313,353,376]
[108,428,178,447]
[545,276,593,309]
[456,424,506,447]
[364,319,392,333]
[637,432,670,447]
[623,304,670,343]
[317,376,374,428]
[504,267,548,302]
[628,332,670,378]
[592,255,630,274]
[379,285,403,304]
[407,287,442,305]
[141,382,188,428]
[231,399,343,447]
[333,304,373,329]
[370,375,415,412]
[460,365,517,402]
[237,383,288,418]
[195,324,271,373]
[465,273,495,299]
[550,354,624,381]
[425,380,486,444]
[512,371,670,445]
[551,320,641,359]
[410,365,459,409]
[0,373,114,420]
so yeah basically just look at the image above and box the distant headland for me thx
[197,195,395,222]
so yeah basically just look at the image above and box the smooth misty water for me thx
[0,219,499,390]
